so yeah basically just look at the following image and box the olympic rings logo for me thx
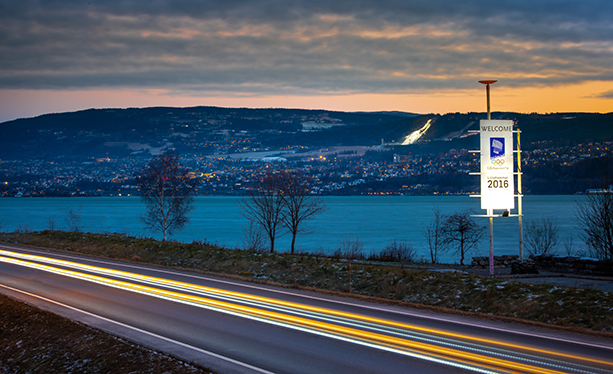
[491,158,505,166]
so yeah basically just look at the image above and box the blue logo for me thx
[490,137,505,159]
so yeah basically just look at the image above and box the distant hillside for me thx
[358,111,420,117]
[0,106,420,160]
[0,106,611,161]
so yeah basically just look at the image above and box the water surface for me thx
[0,195,584,264]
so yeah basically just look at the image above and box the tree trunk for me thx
[290,232,297,254]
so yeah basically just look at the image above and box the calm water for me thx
[0,195,585,264]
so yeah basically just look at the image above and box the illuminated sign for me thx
[480,120,514,210]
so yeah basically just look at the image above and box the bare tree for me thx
[422,206,447,263]
[563,235,575,256]
[576,180,613,260]
[278,170,326,254]
[240,169,286,253]
[240,168,326,253]
[441,210,484,265]
[524,216,560,255]
[137,153,198,241]
[64,207,82,232]
[241,221,268,252]
[47,216,57,231]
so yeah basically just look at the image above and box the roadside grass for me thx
[0,293,215,374]
[2,230,613,335]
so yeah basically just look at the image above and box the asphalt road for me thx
[1,243,612,374]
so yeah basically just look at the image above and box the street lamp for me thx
[479,80,497,120]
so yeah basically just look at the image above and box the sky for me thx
[1,0,612,123]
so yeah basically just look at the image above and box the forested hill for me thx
[0,106,611,160]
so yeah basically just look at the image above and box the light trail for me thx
[1,250,612,374]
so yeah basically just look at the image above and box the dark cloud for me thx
[1,0,612,95]
[594,89,613,99]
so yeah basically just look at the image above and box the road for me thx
[1,243,612,374]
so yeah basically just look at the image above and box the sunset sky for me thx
[1,0,612,123]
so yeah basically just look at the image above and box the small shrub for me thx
[525,216,560,255]
[241,221,268,252]
[14,224,33,234]
[47,216,57,231]
[333,237,365,259]
[369,240,416,262]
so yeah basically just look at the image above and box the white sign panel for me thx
[480,120,514,210]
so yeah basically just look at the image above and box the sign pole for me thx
[517,130,524,261]
[474,80,519,275]
[480,80,497,276]
[488,209,494,275]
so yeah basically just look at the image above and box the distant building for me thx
[587,185,613,194]
[261,157,287,162]
[301,121,344,132]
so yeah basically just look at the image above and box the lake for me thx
[0,195,586,264]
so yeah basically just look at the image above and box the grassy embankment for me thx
[2,230,613,337]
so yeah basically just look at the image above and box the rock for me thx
[511,261,539,275]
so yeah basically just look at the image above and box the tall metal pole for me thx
[486,84,491,119]
[479,80,497,276]
[517,129,523,261]
[488,209,494,275]
[479,80,497,120]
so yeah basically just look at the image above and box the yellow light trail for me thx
[1,251,611,374]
